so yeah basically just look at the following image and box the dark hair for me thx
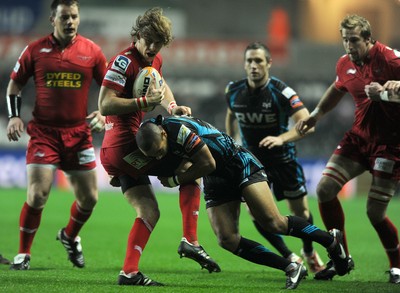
[50,0,79,17]
[340,14,372,40]
[244,42,272,62]
[136,122,162,152]
[130,7,173,46]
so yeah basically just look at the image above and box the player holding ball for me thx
[98,7,220,286]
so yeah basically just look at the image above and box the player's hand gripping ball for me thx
[133,67,163,112]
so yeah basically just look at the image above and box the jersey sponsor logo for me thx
[123,149,153,169]
[177,125,191,146]
[78,147,96,165]
[111,55,131,73]
[236,112,277,124]
[104,70,127,87]
[39,48,52,53]
[45,72,83,88]
[282,87,297,99]
[262,101,272,109]
[77,55,93,61]
[373,157,395,174]
[346,68,356,75]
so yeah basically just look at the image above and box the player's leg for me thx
[316,154,364,253]
[287,196,325,273]
[10,165,55,270]
[117,175,163,286]
[312,154,364,279]
[207,199,307,289]
[367,176,400,283]
[162,159,220,272]
[56,168,98,268]
[243,180,350,277]
[178,180,200,245]
[245,203,300,262]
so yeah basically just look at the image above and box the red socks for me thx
[373,217,400,268]
[123,217,153,274]
[179,183,200,244]
[64,201,93,239]
[318,197,349,253]
[18,202,43,254]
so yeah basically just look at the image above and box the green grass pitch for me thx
[0,188,399,292]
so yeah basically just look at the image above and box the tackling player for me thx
[98,7,220,286]
[6,0,107,270]
[136,114,351,290]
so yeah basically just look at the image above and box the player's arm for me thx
[6,79,24,142]
[365,81,400,103]
[98,77,164,116]
[159,144,216,187]
[259,108,314,149]
[296,83,345,135]
[225,108,240,140]
[160,79,192,116]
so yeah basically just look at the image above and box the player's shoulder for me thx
[25,34,52,51]
[374,41,400,61]
[77,35,102,49]
[269,76,289,90]
[74,35,105,55]
[225,78,246,95]
[107,48,138,73]
[335,53,352,74]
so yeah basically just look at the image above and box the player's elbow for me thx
[202,160,216,175]
[98,98,111,116]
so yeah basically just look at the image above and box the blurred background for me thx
[1,0,400,195]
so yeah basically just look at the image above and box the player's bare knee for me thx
[27,189,49,208]
[316,178,340,202]
[78,194,98,209]
[259,216,287,234]
[217,234,239,252]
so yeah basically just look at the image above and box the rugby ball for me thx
[133,67,163,112]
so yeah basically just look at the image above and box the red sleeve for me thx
[334,55,348,92]
[10,45,34,86]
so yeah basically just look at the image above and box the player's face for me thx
[136,35,164,63]
[341,27,371,65]
[140,131,168,160]
[244,49,271,87]
[51,4,80,43]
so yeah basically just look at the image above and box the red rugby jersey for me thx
[11,34,107,127]
[101,45,163,148]
[335,41,400,144]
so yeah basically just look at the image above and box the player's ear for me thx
[49,16,55,26]
[267,58,272,68]
[155,114,164,125]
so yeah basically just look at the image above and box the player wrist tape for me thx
[167,175,180,187]
[6,94,22,118]
[379,91,389,101]
[135,96,148,109]
[167,101,177,114]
